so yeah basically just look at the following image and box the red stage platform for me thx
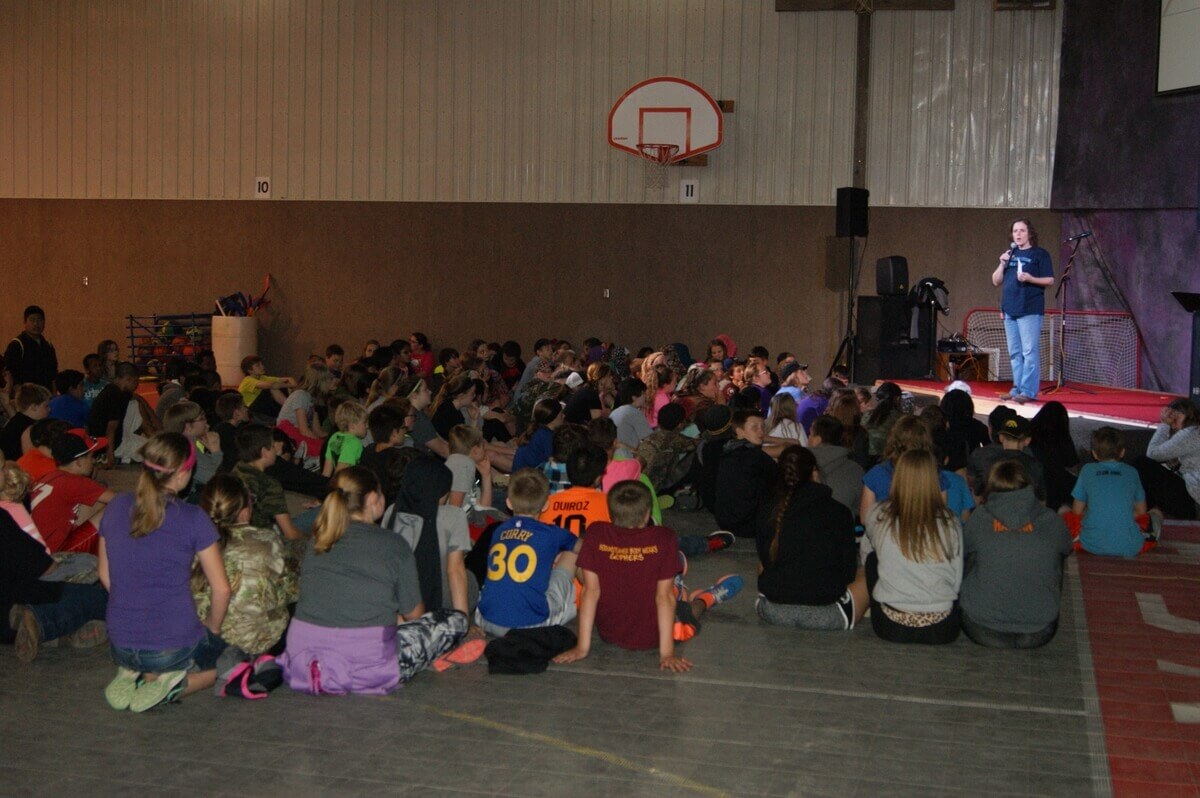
[892,379,1181,428]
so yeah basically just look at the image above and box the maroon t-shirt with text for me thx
[576,522,680,651]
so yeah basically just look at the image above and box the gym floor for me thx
[4,449,1196,797]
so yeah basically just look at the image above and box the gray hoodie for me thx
[811,444,864,516]
[961,486,1073,633]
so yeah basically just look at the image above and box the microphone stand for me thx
[1047,236,1094,395]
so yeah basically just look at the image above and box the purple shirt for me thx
[796,394,829,434]
[100,492,219,650]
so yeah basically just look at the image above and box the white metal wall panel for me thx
[867,2,1061,207]
[0,0,1057,206]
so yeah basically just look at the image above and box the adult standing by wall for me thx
[4,306,58,394]
[991,219,1054,404]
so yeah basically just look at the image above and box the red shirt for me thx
[410,351,436,380]
[576,522,679,650]
[29,470,107,552]
[16,449,57,482]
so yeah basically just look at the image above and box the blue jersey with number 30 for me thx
[477,516,577,629]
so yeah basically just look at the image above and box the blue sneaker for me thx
[690,574,744,609]
[673,552,689,601]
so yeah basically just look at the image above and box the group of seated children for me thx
[0,331,1186,709]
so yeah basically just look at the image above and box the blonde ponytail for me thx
[312,466,381,554]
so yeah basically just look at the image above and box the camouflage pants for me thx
[396,609,469,682]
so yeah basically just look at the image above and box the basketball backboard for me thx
[608,77,723,163]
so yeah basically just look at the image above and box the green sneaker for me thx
[129,670,188,713]
[105,667,142,711]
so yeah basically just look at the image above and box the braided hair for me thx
[766,445,817,564]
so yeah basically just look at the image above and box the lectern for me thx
[1171,291,1200,403]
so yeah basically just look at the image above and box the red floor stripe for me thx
[1077,525,1200,795]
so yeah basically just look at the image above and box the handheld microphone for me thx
[1064,230,1093,242]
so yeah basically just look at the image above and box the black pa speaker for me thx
[836,187,869,238]
[876,256,909,296]
[854,295,931,384]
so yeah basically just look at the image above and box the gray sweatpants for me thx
[474,566,577,637]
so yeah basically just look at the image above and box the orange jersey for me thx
[539,486,611,538]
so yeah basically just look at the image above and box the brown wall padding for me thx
[0,200,1059,381]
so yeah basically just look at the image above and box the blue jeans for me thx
[27,583,108,642]
[1004,313,1042,398]
[110,629,227,673]
[677,534,711,558]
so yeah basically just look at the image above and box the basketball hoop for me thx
[637,143,679,190]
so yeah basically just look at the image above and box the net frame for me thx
[637,143,680,190]
[963,308,1142,388]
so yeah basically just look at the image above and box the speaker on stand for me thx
[830,187,869,382]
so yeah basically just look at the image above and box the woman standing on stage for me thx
[991,218,1054,404]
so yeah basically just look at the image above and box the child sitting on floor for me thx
[538,444,611,537]
[15,418,71,482]
[232,424,304,541]
[1066,426,1162,557]
[475,469,581,636]
[99,433,232,712]
[635,402,697,493]
[322,400,369,477]
[277,467,472,696]
[715,409,779,538]
[1,383,51,460]
[192,474,296,656]
[162,401,223,491]
[1,461,48,549]
[445,425,494,522]
[213,391,250,473]
[237,355,295,422]
[48,370,89,428]
[511,397,564,472]
[543,423,589,494]
[553,480,743,672]
[961,461,1072,649]
[30,430,115,554]
[360,403,410,493]
[276,363,335,464]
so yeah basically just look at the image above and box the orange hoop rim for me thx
[637,143,680,165]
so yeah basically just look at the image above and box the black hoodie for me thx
[715,439,778,538]
[756,481,857,606]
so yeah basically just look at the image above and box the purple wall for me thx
[1052,2,1200,393]
[1052,2,1200,210]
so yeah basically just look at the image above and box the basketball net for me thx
[637,143,679,190]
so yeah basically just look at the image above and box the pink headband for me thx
[144,440,196,476]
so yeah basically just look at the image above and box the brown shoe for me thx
[9,605,40,663]
[1012,394,1029,405]
[61,620,108,649]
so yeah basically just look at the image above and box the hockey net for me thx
[963,308,1142,388]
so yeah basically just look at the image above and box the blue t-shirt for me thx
[1072,461,1145,557]
[48,394,90,428]
[477,516,577,629]
[1001,246,1053,318]
[512,426,554,472]
[863,461,976,518]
